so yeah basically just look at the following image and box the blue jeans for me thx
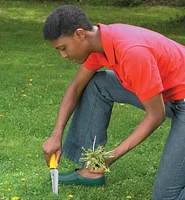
[62,70,185,199]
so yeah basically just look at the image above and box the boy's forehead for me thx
[59,34,76,42]
[58,35,72,41]
[49,35,73,48]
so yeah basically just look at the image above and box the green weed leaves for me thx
[80,146,114,172]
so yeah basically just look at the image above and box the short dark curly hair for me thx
[43,5,93,40]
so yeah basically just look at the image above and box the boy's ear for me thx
[75,28,86,41]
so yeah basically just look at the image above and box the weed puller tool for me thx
[49,153,58,195]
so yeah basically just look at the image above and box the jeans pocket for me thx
[176,104,185,111]
[175,104,185,122]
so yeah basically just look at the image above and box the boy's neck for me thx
[88,25,104,54]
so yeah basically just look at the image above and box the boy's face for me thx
[49,29,91,64]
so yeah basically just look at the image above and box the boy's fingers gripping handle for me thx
[49,153,57,169]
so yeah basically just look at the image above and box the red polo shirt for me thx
[84,23,185,102]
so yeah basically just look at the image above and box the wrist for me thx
[51,129,63,140]
[113,148,122,161]
[106,149,120,167]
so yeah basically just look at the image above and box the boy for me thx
[42,5,185,199]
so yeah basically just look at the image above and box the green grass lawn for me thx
[0,1,185,199]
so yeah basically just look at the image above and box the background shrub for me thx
[14,0,185,7]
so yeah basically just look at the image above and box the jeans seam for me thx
[83,84,110,147]
[172,129,185,187]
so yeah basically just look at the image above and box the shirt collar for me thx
[97,23,116,66]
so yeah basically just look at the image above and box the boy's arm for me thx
[113,93,166,162]
[90,93,166,173]
[42,64,96,166]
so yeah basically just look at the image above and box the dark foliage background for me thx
[16,0,185,7]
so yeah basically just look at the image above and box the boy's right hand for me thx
[42,134,62,167]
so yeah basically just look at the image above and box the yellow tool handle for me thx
[49,153,57,169]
